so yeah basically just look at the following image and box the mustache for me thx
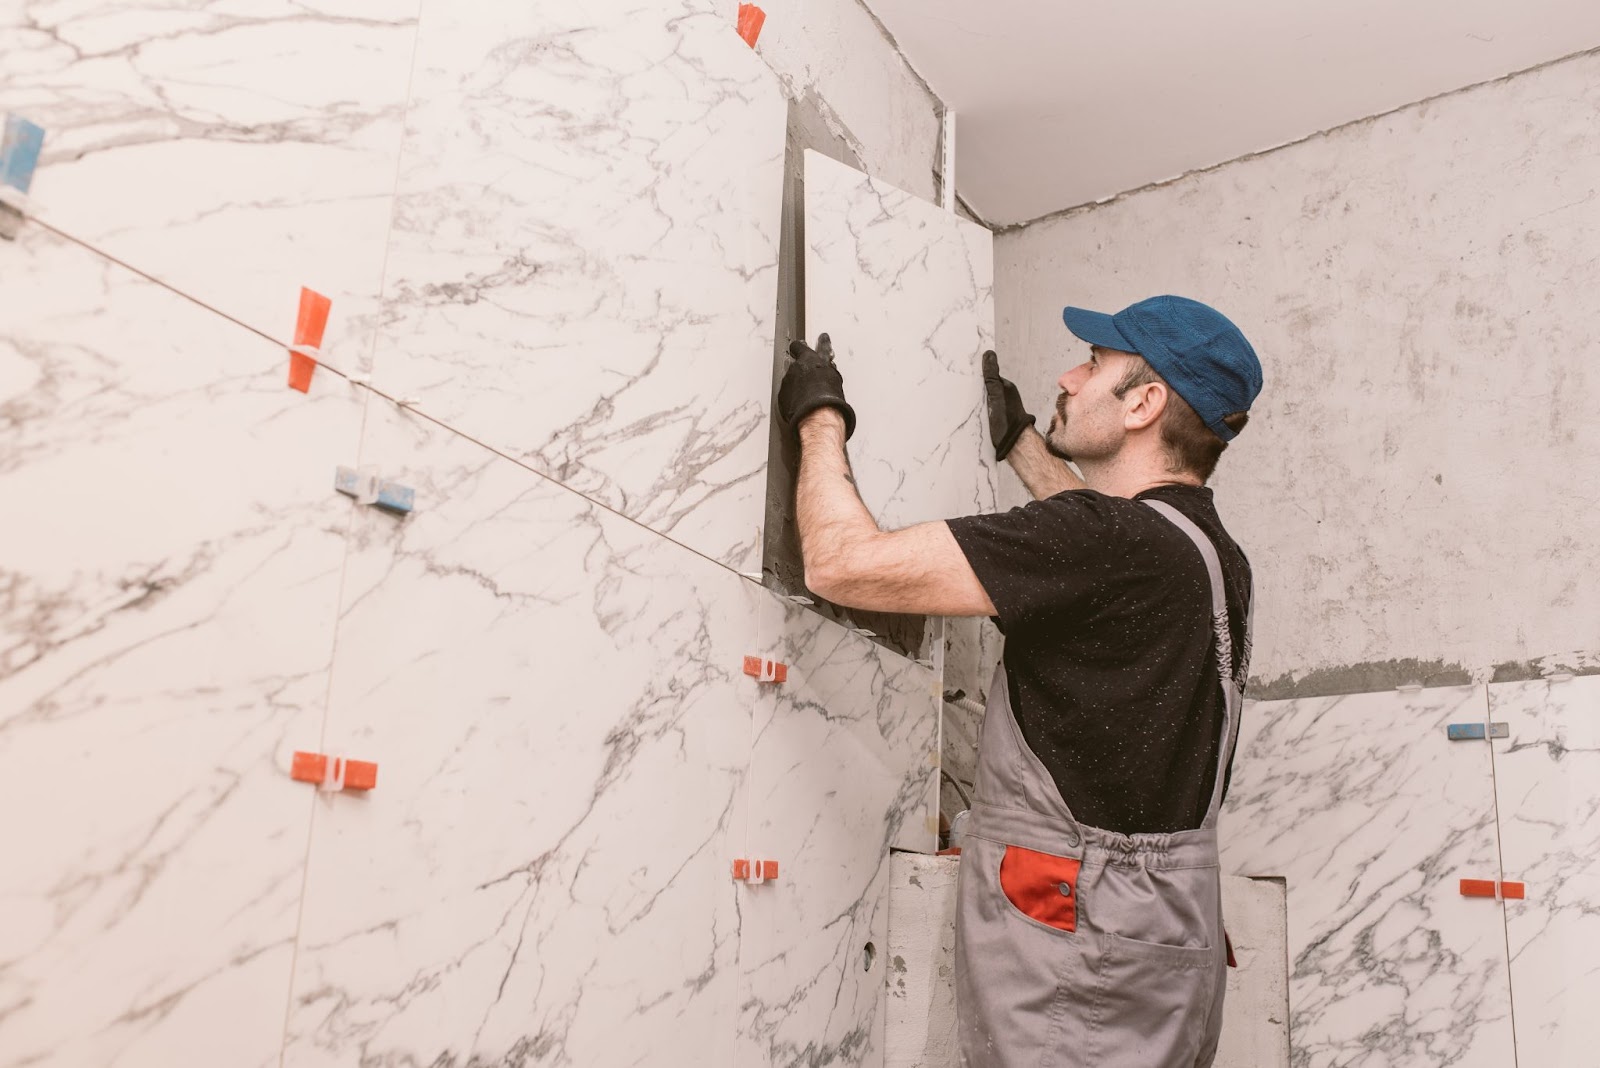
[1045,394,1073,461]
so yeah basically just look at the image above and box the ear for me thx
[1123,381,1168,433]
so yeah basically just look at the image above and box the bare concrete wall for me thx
[994,49,1600,695]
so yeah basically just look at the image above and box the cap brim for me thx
[1061,306,1135,353]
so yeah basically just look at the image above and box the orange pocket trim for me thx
[999,845,1081,932]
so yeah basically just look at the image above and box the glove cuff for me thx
[791,398,857,441]
[994,413,1035,461]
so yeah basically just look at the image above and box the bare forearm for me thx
[795,410,879,589]
[790,409,997,616]
[1006,426,1085,499]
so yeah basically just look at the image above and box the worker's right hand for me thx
[779,332,857,441]
[982,349,1035,461]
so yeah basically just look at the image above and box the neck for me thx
[1077,454,1201,499]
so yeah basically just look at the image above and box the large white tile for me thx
[281,403,761,1067]
[802,150,999,531]
[1220,687,1516,1068]
[363,0,786,570]
[736,596,939,1066]
[0,0,419,361]
[1490,674,1600,1067]
[0,227,364,1067]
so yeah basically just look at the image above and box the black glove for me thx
[778,332,856,440]
[982,349,1034,460]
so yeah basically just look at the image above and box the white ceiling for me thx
[862,0,1600,226]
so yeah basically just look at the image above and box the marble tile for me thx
[1490,674,1600,1066]
[803,149,1000,532]
[0,0,419,361]
[281,402,762,1067]
[736,597,939,1066]
[1220,687,1516,1068]
[363,0,786,570]
[0,227,364,1067]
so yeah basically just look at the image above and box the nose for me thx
[1058,362,1090,394]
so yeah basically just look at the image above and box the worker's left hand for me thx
[779,333,857,440]
[982,349,1035,461]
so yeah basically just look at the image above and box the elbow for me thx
[802,543,853,604]
[803,558,842,603]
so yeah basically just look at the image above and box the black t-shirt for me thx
[946,484,1252,835]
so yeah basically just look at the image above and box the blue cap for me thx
[1061,296,1262,441]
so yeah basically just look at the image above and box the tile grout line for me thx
[272,490,365,1068]
[1482,683,1520,1066]
[271,0,431,1057]
[29,215,285,348]
[273,380,382,1068]
[731,593,769,1064]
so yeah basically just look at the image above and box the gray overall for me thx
[955,501,1249,1068]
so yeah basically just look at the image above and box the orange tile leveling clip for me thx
[291,750,377,792]
[288,287,331,392]
[736,4,766,48]
[743,656,787,683]
[733,859,779,884]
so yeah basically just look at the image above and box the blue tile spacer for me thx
[1,115,45,194]
[373,480,414,514]
[333,465,414,515]
[1446,722,1508,740]
[333,466,365,498]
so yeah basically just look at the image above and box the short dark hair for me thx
[1112,356,1248,483]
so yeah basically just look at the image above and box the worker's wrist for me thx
[798,407,848,446]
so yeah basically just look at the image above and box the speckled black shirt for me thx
[946,484,1252,835]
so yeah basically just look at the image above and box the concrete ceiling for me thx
[862,0,1600,226]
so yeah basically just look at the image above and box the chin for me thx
[1045,435,1074,462]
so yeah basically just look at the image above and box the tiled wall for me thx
[1489,675,1600,1067]
[0,223,365,1068]
[42,6,1600,1068]
[0,0,419,360]
[0,4,966,1066]
[1222,677,1598,1067]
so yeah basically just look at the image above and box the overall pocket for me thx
[997,844,1082,933]
[1088,931,1217,1068]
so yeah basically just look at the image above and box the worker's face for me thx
[1044,346,1136,462]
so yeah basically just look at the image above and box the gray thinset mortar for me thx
[1248,654,1600,700]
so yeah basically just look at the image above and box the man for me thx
[777,295,1262,1068]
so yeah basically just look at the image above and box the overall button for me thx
[1058,882,1073,898]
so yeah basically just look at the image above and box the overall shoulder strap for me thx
[1141,498,1250,826]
